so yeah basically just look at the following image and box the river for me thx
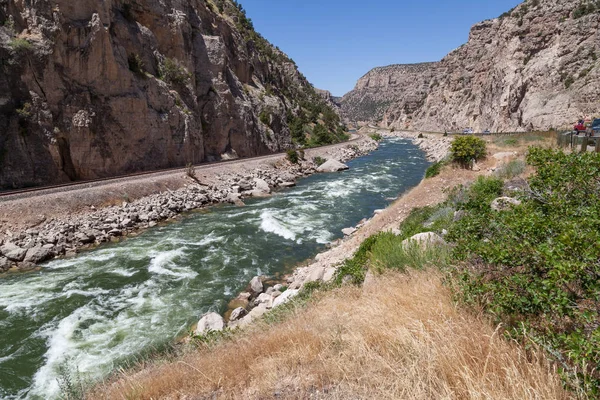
[0,138,429,399]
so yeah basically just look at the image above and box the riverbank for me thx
[89,133,569,399]
[0,137,377,273]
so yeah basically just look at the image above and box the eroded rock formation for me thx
[342,0,600,132]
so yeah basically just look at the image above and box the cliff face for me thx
[342,0,600,132]
[0,0,341,189]
[341,63,438,124]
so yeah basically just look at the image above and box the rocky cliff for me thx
[341,63,438,124]
[342,0,600,132]
[0,0,344,189]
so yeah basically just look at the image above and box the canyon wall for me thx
[0,0,340,189]
[342,0,600,132]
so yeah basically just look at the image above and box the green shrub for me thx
[369,133,383,141]
[9,37,32,54]
[447,147,600,396]
[451,136,487,168]
[494,159,526,179]
[15,102,32,119]
[312,156,326,166]
[259,110,270,126]
[459,176,504,212]
[286,149,299,164]
[425,160,444,178]
[159,57,191,86]
[368,232,450,273]
[334,234,381,285]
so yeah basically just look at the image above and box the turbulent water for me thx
[0,138,429,399]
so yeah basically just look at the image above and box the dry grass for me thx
[89,271,571,400]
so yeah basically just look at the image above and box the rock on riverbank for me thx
[0,138,378,273]
[382,130,451,162]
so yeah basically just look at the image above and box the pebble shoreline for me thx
[0,137,378,273]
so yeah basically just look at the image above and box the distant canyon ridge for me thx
[341,0,600,132]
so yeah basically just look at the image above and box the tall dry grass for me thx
[89,271,571,400]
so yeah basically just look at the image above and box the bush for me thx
[494,159,526,179]
[334,234,381,285]
[451,136,487,168]
[447,148,600,396]
[259,110,270,126]
[312,156,326,166]
[425,161,444,178]
[417,133,424,139]
[9,37,32,54]
[286,149,299,164]
[459,176,504,212]
[369,133,383,141]
[368,232,450,273]
[159,58,191,86]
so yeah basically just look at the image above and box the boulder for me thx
[195,312,225,336]
[249,276,264,295]
[323,267,336,282]
[402,232,447,250]
[75,232,94,244]
[254,293,272,306]
[0,243,27,262]
[253,178,271,194]
[0,257,10,271]
[24,246,52,264]
[247,302,269,319]
[229,307,248,322]
[273,289,299,308]
[304,266,325,284]
[226,192,245,207]
[317,159,349,173]
[342,227,357,236]
[491,197,522,211]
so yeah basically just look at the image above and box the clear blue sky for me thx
[240,0,523,96]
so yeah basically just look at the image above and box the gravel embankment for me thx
[0,137,377,273]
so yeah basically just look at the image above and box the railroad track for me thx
[0,136,362,202]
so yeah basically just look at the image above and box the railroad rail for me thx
[0,135,361,201]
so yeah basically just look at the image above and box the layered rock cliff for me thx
[342,0,600,132]
[341,63,438,124]
[0,0,343,189]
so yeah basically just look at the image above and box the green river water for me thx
[0,138,429,399]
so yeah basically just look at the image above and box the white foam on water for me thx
[63,288,110,299]
[259,211,296,241]
[147,249,198,279]
[29,307,89,398]
[109,268,138,277]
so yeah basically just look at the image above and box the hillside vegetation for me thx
[87,136,598,399]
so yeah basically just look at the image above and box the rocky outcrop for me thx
[341,63,438,124]
[342,0,600,132]
[0,0,344,189]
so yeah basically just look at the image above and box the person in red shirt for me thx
[574,120,586,133]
